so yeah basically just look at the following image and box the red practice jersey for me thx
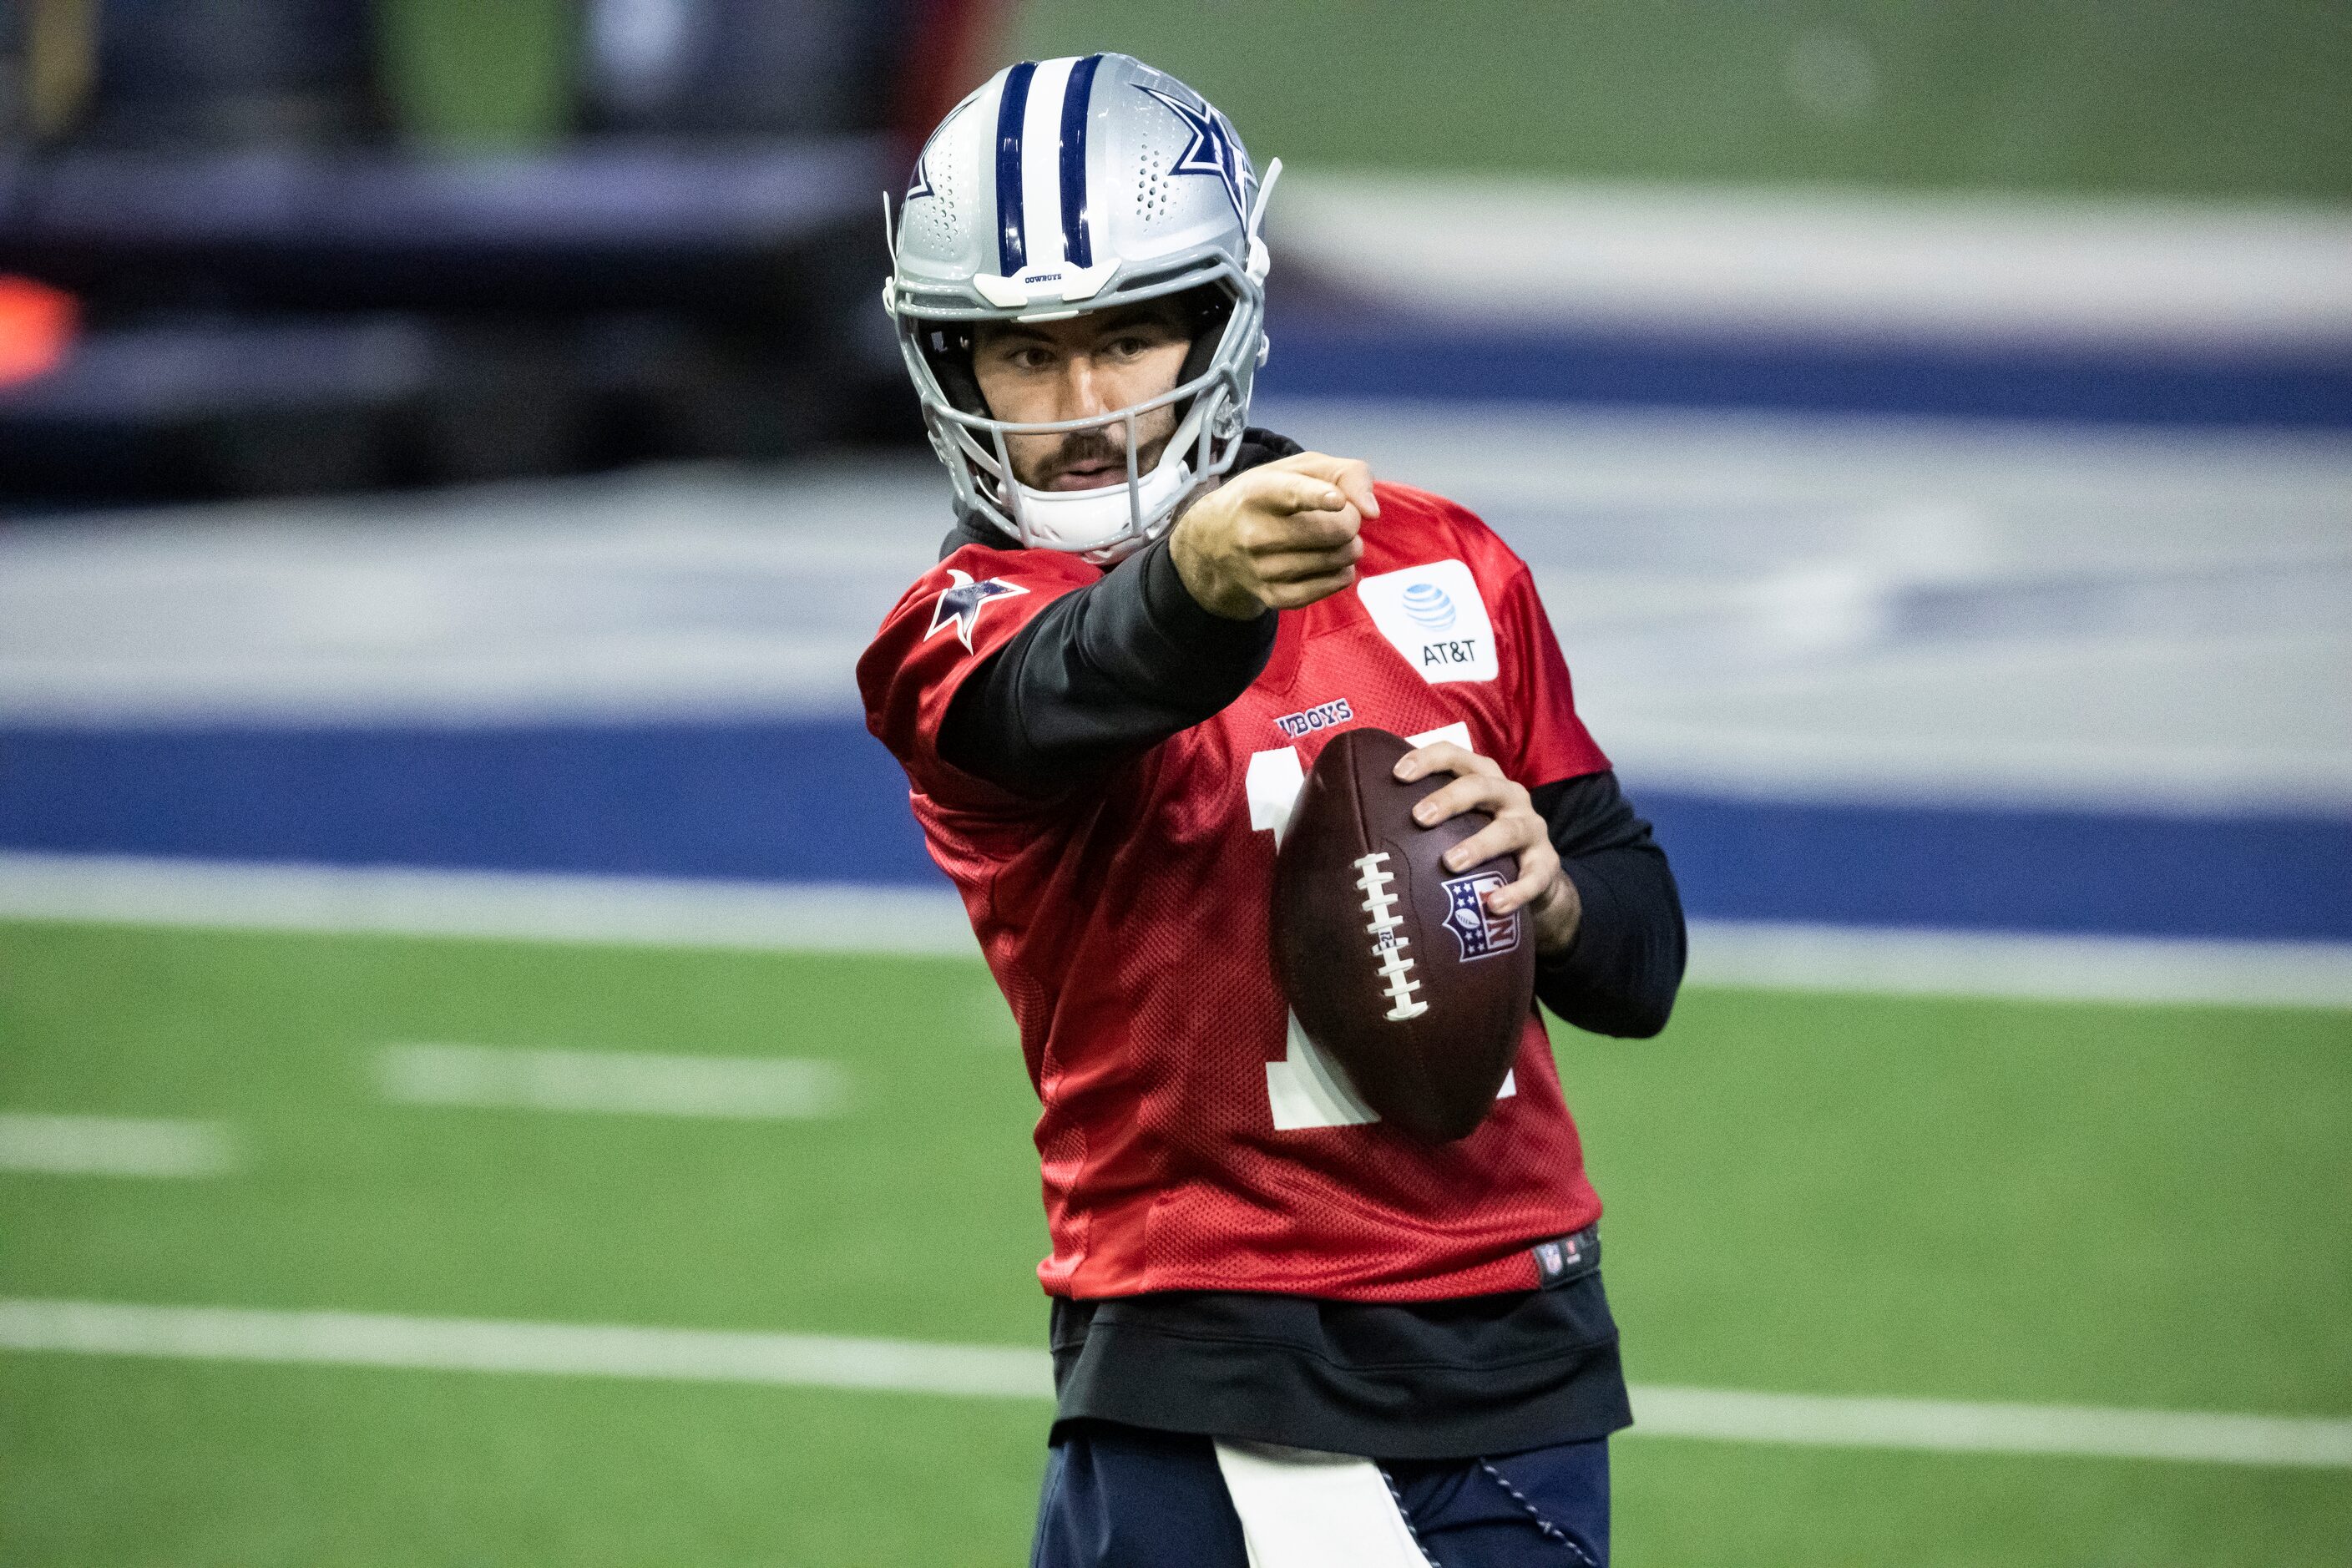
[858,483,1613,1301]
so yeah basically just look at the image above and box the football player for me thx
[859,53,1685,1568]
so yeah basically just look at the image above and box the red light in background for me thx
[0,276,77,387]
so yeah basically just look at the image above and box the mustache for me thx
[1039,427,1128,482]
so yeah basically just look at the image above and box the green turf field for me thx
[377,0,2352,204]
[1011,1,2352,203]
[3,920,2348,1565]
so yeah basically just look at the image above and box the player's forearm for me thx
[1530,773,1687,1038]
[938,536,1277,798]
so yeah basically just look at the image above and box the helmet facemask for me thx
[898,267,1266,565]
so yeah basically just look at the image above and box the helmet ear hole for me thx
[922,327,990,417]
[1163,282,1237,432]
[1175,286,1234,391]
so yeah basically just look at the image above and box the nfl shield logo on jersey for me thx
[1440,872,1519,961]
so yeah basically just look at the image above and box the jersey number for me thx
[1247,723,1515,1131]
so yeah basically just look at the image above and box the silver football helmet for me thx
[883,53,1279,562]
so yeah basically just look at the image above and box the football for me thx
[1272,727,1538,1142]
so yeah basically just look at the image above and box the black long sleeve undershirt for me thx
[938,531,1277,800]
[1530,773,1687,1038]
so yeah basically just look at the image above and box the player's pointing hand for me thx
[1169,452,1380,619]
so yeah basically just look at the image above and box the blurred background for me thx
[2,3,2347,1564]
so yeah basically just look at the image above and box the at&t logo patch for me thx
[1354,560,1499,685]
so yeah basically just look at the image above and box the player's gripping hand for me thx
[1168,452,1380,619]
[1394,741,1582,956]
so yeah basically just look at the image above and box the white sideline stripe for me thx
[0,852,983,957]
[1272,174,2352,348]
[374,1044,847,1120]
[5,853,2348,1009]
[0,1299,1049,1401]
[1687,920,2352,1009]
[0,1115,236,1178]
[1628,1383,2352,1469]
[2,1298,2346,1470]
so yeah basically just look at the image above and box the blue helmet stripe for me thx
[994,60,1037,276]
[1057,53,1105,270]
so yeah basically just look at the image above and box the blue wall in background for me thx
[0,721,938,887]
[1262,321,2352,428]
[7,720,2347,943]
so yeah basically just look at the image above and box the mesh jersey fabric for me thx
[857,482,1613,1301]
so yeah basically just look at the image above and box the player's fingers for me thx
[1395,741,1500,784]
[1439,802,1545,874]
[1252,538,1363,583]
[1246,469,1354,519]
[1411,772,1512,829]
[1261,567,1358,609]
[1269,452,1381,518]
[1486,840,1563,915]
[1242,503,1359,557]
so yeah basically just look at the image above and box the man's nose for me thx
[1056,354,1114,422]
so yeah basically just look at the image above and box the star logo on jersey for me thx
[1136,83,1252,220]
[924,569,1029,651]
[1440,871,1520,961]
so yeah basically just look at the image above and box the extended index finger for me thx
[1270,452,1380,518]
[1245,469,1354,519]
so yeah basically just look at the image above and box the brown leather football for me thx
[1272,726,1537,1142]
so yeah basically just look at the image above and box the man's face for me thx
[969,304,1194,492]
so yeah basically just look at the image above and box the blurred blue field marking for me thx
[1642,790,2352,943]
[4,720,2348,943]
[0,719,941,886]
[3,1298,2348,1469]
[1259,322,2352,428]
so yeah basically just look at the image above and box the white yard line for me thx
[1629,1383,2352,1469]
[0,1115,236,1178]
[0,853,982,957]
[373,1044,847,1120]
[0,1298,1044,1400]
[1,1297,2344,1469]
[5,853,2348,1009]
[1271,175,2352,348]
[1686,921,2352,1009]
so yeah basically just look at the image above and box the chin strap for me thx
[1011,455,1196,555]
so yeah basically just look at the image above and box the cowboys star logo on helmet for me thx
[881,53,1281,564]
[1133,83,1255,220]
